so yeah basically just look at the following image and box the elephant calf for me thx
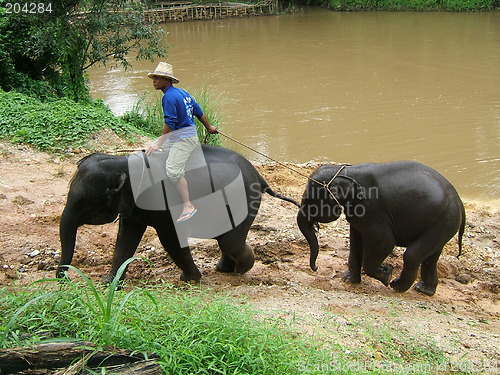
[297,161,465,296]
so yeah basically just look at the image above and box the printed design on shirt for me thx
[183,96,194,119]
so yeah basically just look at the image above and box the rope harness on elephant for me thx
[117,132,348,207]
[208,131,348,207]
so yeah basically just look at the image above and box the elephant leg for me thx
[216,232,255,274]
[362,231,395,287]
[342,226,363,284]
[103,219,146,285]
[156,228,201,282]
[413,248,443,296]
[391,228,444,293]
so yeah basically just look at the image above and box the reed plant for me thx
[121,85,224,147]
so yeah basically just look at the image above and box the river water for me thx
[89,8,500,204]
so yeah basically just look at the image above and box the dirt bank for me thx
[0,139,499,371]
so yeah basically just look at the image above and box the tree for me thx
[0,0,166,101]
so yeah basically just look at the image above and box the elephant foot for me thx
[180,269,202,282]
[216,257,236,273]
[413,281,436,296]
[56,267,68,279]
[390,277,412,293]
[101,273,116,286]
[100,273,126,290]
[377,265,393,287]
[234,261,254,274]
[342,270,361,284]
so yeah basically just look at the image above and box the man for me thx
[146,62,218,222]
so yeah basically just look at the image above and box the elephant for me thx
[57,145,299,283]
[296,161,465,296]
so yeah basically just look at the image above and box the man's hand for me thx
[206,125,218,134]
[145,143,160,156]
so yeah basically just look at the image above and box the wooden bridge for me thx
[144,1,278,23]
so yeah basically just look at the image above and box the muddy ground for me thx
[0,138,499,372]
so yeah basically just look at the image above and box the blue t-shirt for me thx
[162,86,203,142]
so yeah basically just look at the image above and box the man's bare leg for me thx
[175,177,196,221]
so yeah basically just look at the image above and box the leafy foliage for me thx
[0,90,139,151]
[0,0,165,101]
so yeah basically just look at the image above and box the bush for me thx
[0,90,139,152]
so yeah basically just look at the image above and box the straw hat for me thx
[147,62,180,83]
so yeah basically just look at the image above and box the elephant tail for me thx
[258,175,300,208]
[456,203,466,258]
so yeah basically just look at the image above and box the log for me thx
[56,359,162,375]
[0,341,94,373]
[0,341,160,374]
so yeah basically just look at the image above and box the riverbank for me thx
[0,138,498,369]
[142,0,500,24]
[323,0,499,11]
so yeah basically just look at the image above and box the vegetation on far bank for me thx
[314,0,499,11]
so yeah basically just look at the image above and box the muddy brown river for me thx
[89,8,500,205]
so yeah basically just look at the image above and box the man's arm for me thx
[197,113,218,134]
[146,124,172,155]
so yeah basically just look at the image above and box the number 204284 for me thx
[5,3,53,14]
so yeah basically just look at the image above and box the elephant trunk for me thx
[57,205,81,278]
[297,208,320,271]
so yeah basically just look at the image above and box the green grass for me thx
[0,90,141,152]
[0,261,332,374]
[1,260,468,374]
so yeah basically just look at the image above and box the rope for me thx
[118,132,348,206]
[213,131,347,206]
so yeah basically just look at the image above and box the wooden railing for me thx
[144,1,278,23]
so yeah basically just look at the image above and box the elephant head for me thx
[57,153,129,278]
[297,165,364,271]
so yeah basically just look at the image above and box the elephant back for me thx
[127,146,248,246]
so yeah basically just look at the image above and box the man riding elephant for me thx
[146,62,218,222]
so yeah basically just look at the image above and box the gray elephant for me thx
[296,161,465,296]
[57,145,299,283]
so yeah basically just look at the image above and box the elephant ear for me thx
[346,176,365,200]
[106,173,127,195]
[335,176,365,201]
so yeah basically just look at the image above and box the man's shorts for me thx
[164,135,199,183]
